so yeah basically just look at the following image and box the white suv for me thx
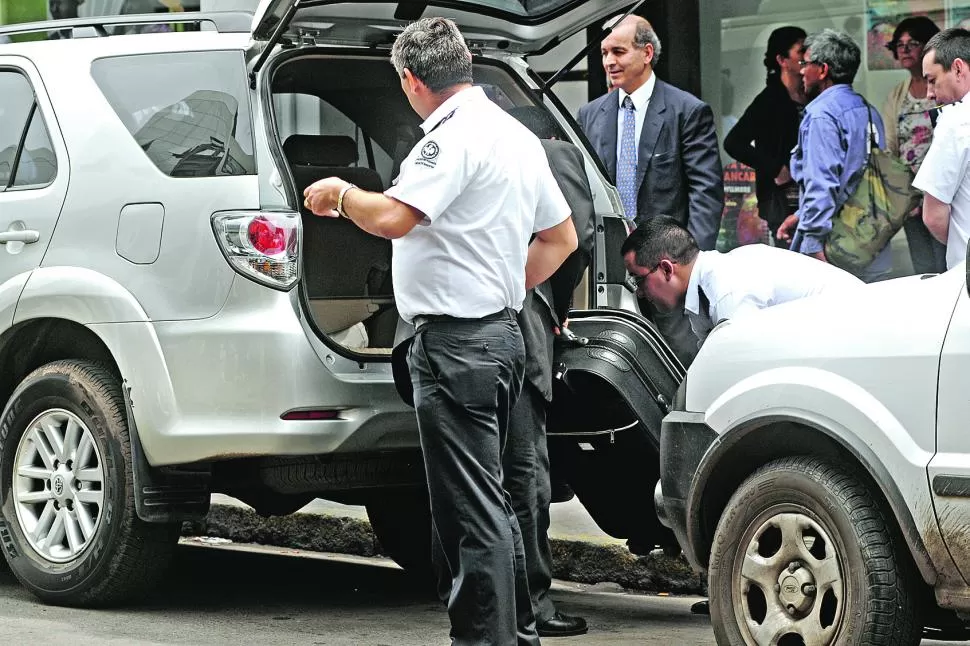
[658,258,970,644]
[0,1,640,607]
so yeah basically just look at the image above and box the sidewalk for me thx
[187,494,705,595]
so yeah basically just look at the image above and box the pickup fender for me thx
[689,368,952,587]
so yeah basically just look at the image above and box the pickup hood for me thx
[250,0,630,54]
[684,266,966,418]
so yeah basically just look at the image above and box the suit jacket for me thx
[577,79,725,250]
[519,139,596,402]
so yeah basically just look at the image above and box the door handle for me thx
[0,230,40,244]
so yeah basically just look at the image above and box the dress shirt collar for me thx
[618,72,656,112]
[684,251,713,316]
[420,85,483,134]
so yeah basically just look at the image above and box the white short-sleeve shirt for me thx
[684,245,865,345]
[385,86,570,324]
[913,96,970,270]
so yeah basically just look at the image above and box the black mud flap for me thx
[547,308,686,553]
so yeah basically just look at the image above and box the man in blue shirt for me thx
[777,29,891,282]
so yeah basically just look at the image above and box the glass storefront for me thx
[701,0,970,151]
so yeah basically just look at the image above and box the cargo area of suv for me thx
[266,52,579,355]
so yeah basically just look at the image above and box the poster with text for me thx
[715,162,769,253]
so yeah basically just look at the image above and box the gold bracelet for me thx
[337,183,357,218]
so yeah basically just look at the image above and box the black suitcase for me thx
[547,308,686,554]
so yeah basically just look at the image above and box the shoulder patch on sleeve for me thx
[416,140,440,168]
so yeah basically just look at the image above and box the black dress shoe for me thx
[537,612,588,637]
[691,600,710,615]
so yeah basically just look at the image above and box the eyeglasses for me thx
[894,40,922,52]
[798,59,823,68]
[625,262,662,293]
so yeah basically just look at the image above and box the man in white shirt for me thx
[914,28,970,270]
[622,216,863,347]
[304,17,577,646]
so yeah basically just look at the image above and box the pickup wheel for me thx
[0,361,180,607]
[709,456,921,646]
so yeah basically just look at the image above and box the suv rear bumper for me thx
[91,277,417,466]
[658,410,717,573]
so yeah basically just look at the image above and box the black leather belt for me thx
[412,308,515,332]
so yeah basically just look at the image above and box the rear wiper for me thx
[541,0,650,93]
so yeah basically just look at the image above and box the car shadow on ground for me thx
[0,544,713,646]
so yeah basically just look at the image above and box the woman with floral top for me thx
[883,15,947,274]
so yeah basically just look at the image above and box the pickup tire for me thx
[0,361,180,607]
[708,456,921,646]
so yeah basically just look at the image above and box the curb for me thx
[183,504,706,595]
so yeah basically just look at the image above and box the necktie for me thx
[698,284,712,321]
[617,95,638,222]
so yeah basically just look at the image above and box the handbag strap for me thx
[855,90,877,158]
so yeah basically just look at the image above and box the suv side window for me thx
[91,51,256,178]
[0,70,57,190]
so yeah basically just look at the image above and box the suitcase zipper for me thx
[551,419,636,442]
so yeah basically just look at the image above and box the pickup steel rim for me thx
[735,510,845,646]
[12,409,106,564]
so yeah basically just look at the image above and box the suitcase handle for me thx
[557,326,589,347]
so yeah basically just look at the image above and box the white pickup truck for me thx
[658,254,970,645]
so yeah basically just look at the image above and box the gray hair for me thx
[925,27,970,72]
[633,21,662,66]
[604,14,662,65]
[390,17,473,93]
[805,28,861,85]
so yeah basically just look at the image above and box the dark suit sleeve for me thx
[681,102,724,250]
[576,103,591,138]
[542,141,595,323]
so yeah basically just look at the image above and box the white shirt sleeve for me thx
[384,134,472,223]
[710,291,764,326]
[913,115,970,205]
[533,157,571,233]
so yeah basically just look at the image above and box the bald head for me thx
[601,14,662,93]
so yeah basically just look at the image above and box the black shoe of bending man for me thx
[691,599,710,615]
[537,612,589,637]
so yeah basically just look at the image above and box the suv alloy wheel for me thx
[0,361,181,607]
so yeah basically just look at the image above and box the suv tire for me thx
[708,456,921,646]
[0,360,180,607]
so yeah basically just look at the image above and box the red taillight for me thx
[248,216,288,255]
[211,210,300,290]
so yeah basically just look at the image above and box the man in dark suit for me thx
[577,15,724,245]
[577,15,724,366]
[506,107,596,637]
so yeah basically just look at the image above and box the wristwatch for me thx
[337,183,357,218]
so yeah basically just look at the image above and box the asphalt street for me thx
[0,542,964,645]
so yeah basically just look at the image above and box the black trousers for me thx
[408,312,539,646]
[904,215,947,275]
[503,381,555,624]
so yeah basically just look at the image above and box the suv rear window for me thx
[91,51,255,177]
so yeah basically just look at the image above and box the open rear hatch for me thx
[250,0,632,54]
[254,0,632,358]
